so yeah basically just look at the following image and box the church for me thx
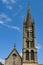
[5,6,43,65]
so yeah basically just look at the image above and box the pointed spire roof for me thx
[26,6,31,20]
[26,6,33,27]
[27,6,31,18]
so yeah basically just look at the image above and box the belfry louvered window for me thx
[26,50,29,60]
[31,50,34,60]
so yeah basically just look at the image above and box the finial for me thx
[14,43,16,49]
[28,1,30,10]
[26,5,31,20]
[28,5,30,14]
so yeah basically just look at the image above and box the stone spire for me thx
[22,6,38,65]
[26,6,33,27]
[27,6,31,19]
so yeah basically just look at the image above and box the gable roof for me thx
[5,48,22,60]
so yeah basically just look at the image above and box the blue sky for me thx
[0,0,43,64]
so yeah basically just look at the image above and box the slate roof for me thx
[5,48,22,60]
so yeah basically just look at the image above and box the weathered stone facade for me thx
[5,49,22,65]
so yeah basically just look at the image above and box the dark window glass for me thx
[12,54,17,58]
[31,50,34,60]
[27,32,29,37]
[26,50,29,60]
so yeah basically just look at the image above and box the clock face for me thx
[12,54,17,58]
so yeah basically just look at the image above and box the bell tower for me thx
[22,6,38,65]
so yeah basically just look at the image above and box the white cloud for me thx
[11,26,20,31]
[19,5,22,9]
[0,58,5,64]
[0,21,4,24]
[20,52,22,57]
[0,13,7,18]
[2,0,7,3]
[2,0,9,4]
[6,17,12,21]
[11,0,16,4]
[36,44,41,49]
[0,20,20,31]
[3,24,20,31]
[1,0,17,10]
[13,5,22,17]
[2,0,16,4]
[0,13,12,22]
[6,5,13,10]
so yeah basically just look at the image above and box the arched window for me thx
[26,50,29,60]
[31,50,34,60]
[12,54,17,59]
